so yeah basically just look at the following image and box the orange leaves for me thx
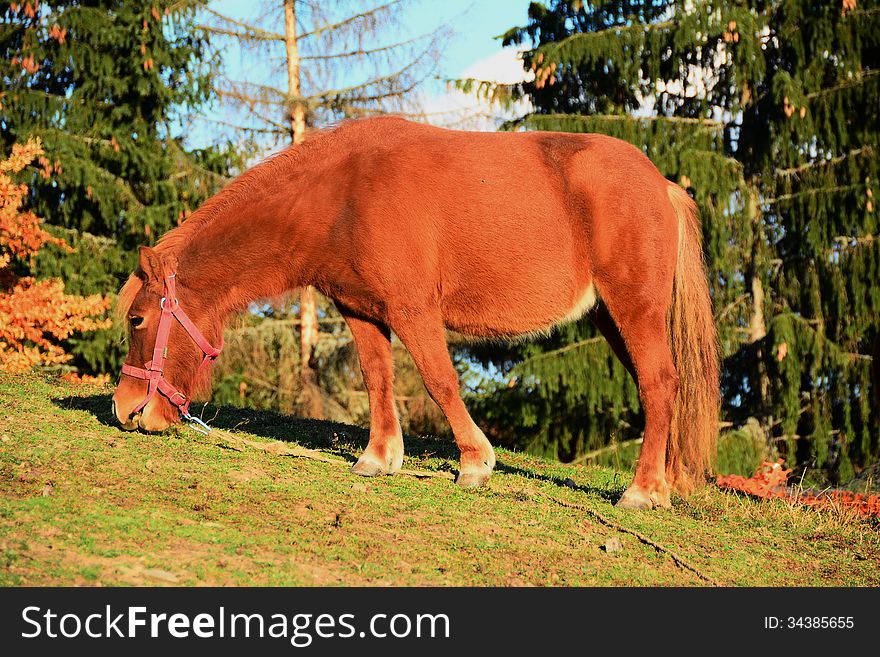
[782,96,807,119]
[141,5,163,33]
[717,459,791,499]
[532,58,558,90]
[0,139,111,374]
[11,54,40,74]
[37,155,61,179]
[143,58,155,71]
[722,20,739,44]
[842,0,858,17]
[0,139,43,174]
[775,342,788,361]
[48,23,67,44]
[0,278,111,373]
[0,139,67,261]
[717,459,880,519]
[61,371,111,385]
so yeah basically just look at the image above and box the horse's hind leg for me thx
[389,308,496,487]
[596,285,678,510]
[339,308,404,476]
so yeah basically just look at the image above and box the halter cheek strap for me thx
[120,271,223,433]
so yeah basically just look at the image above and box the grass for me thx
[1,372,878,587]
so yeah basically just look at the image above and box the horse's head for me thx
[112,246,223,432]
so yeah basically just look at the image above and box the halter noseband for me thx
[120,270,223,433]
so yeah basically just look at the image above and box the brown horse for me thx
[112,116,719,509]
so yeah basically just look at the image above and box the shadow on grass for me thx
[493,461,623,503]
[51,392,616,500]
[51,393,459,459]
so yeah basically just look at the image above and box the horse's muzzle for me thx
[112,398,140,431]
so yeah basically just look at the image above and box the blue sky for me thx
[401,1,528,78]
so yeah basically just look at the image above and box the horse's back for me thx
[328,118,674,338]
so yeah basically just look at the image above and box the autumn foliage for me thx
[717,460,880,519]
[0,139,111,373]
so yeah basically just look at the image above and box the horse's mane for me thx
[154,124,345,257]
[116,116,411,321]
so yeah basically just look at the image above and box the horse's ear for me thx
[137,246,165,283]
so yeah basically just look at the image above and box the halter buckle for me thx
[183,412,213,435]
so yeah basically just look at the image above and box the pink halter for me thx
[120,270,223,433]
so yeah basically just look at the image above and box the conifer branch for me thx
[519,337,605,367]
[829,234,875,252]
[517,112,725,129]
[766,183,864,205]
[805,70,880,99]
[773,313,873,364]
[541,19,674,56]
[774,146,873,178]
[165,141,232,185]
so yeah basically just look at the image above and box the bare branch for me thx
[300,40,431,105]
[300,30,432,61]
[297,0,405,40]
[197,6,284,42]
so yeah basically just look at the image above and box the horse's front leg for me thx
[339,308,404,476]
[389,306,496,487]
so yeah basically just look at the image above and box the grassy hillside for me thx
[1,373,878,586]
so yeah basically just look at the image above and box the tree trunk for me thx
[873,334,880,407]
[746,187,769,415]
[284,0,323,419]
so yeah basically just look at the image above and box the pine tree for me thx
[0,1,240,374]
[465,0,878,482]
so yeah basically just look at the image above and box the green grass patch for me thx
[1,372,878,586]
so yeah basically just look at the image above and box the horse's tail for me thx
[666,183,720,493]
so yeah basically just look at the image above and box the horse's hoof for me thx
[615,487,654,510]
[455,467,492,488]
[615,485,671,510]
[350,456,387,477]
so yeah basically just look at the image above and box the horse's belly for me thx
[442,275,597,339]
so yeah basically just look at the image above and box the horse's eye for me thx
[129,316,145,328]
